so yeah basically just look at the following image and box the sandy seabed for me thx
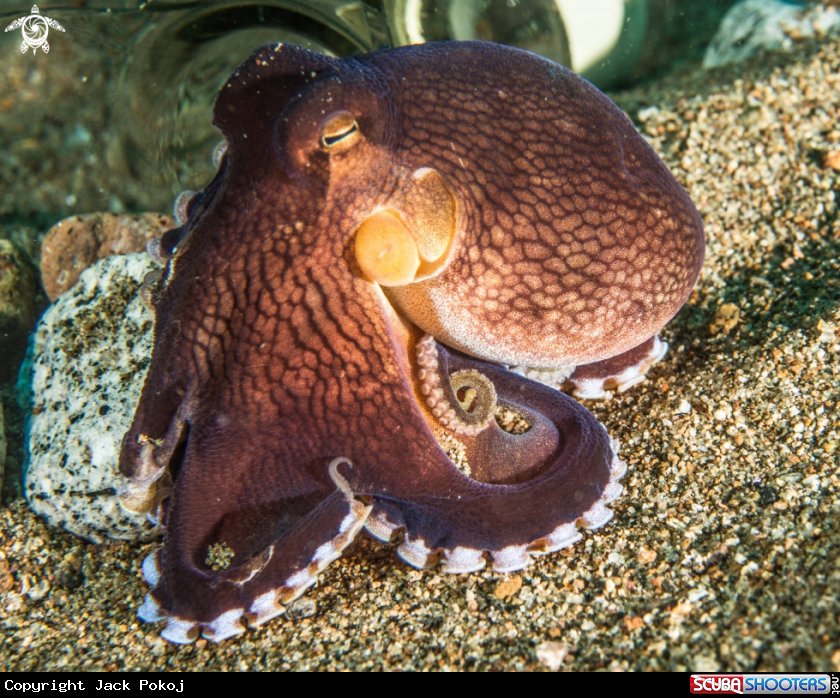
[1,32,839,672]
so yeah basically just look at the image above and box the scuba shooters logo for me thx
[692,676,745,694]
[4,5,66,54]
[690,674,834,695]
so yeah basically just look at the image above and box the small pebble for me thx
[465,588,478,613]
[676,399,692,414]
[637,548,657,565]
[535,641,569,671]
[56,552,84,590]
[494,575,523,600]
[285,596,317,621]
[822,151,840,171]
[709,303,740,336]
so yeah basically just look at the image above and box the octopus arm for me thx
[358,335,625,575]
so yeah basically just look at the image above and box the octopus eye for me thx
[320,111,360,152]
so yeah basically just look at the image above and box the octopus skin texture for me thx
[118,41,704,643]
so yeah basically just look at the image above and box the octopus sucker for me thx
[141,549,161,586]
[146,237,168,266]
[117,440,165,514]
[161,617,202,645]
[212,140,228,169]
[415,333,497,435]
[119,41,703,641]
[564,334,670,399]
[200,609,246,642]
[363,509,401,544]
[396,536,438,570]
[440,546,486,575]
[138,594,168,624]
[133,455,373,645]
[172,190,196,227]
[139,269,164,310]
[247,589,286,628]
[368,434,626,575]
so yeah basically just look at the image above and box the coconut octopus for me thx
[119,41,704,643]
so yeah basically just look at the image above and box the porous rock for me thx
[23,253,158,543]
[40,212,174,302]
[0,238,47,383]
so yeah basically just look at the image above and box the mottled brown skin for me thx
[384,47,704,366]
[120,42,704,636]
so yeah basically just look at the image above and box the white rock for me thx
[23,253,158,543]
[704,0,840,69]
[535,641,569,671]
